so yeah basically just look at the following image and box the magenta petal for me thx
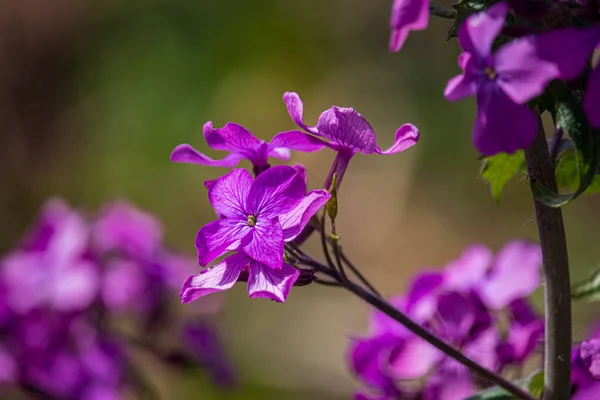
[208,169,253,218]
[404,272,444,321]
[473,85,537,156]
[283,92,319,134]
[445,73,479,102]
[389,0,429,52]
[375,123,419,155]
[247,261,299,302]
[268,130,326,156]
[52,260,99,312]
[444,245,493,292]
[292,163,307,186]
[459,2,508,58]
[181,254,248,303]
[464,328,500,370]
[494,36,561,104]
[349,335,399,390]
[170,144,243,167]
[202,121,261,152]
[280,189,331,241]
[581,339,600,381]
[478,241,542,309]
[195,219,251,266]
[247,165,306,218]
[585,67,600,128]
[241,217,284,269]
[436,292,476,339]
[389,336,442,379]
[316,107,377,153]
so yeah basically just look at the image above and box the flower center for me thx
[484,66,497,80]
[247,215,257,227]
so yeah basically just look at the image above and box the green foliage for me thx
[532,90,600,207]
[572,266,600,302]
[463,387,515,400]
[480,151,526,202]
[527,370,544,397]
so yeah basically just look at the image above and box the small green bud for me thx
[326,173,338,221]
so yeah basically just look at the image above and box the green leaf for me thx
[572,266,600,302]
[481,151,526,202]
[527,370,544,397]
[463,386,516,400]
[532,90,600,207]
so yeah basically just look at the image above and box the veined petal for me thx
[247,262,299,302]
[477,240,542,310]
[247,165,306,218]
[268,130,326,157]
[458,2,508,59]
[389,0,429,52]
[283,92,319,135]
[585,67,600,128]
[202,121,262,153]
[375,124,419,155]
[195,219,251,266]
[292,163,307,186]
[170,144,243,167]
[473,84,537,156]
[494,36,561,104]
[316,107,377,154]
[241,217,284,269]
[280,190,330,241]
[181,254,249,303]
[208,169,252,218]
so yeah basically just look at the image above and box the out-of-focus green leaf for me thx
[527,370,544,397]
[572,266,600,302]
[480,151,526,202]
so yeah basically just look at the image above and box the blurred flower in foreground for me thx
[572,325,600,399]
[348,241,543,400]
[0,198,235,399]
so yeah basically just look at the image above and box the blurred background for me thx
[2,0,600,398]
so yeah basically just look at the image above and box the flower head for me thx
[389,0,429,52]
[171,121,324,175]
[444,2,564,155]
[283,92,419,189]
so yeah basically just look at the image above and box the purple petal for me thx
[316,107,377,154]
[247,165,306,218]
[292,163,307,186]
[280,190,331,241]
[247,261,299,302]
[473,84,538,156]
[424,360,476,400]
[436,292,476,339]
[464,328,500,370]
[502,318,543,363]
[369,296,411,337]
[445,74,478,102]
[581,339,600,381]
[585,66,600,128]
[101,259,145,310]
[389,336,443,379]
[375,124,420,155]
[195,219,252,266]
[494,35,562,104]
[536,26,600,80]
[478,240,542,309]
[208,169,253,218]
[241,217,284,269]
[348,335,399,391]
[404,271,444,321]
[389,0,429,52]
[458,2,508,59]
[181,254,248,303]
[170,144,243,167]
[0,346,15,382]
[51,260,99,312]
[268,130,326,158]
[444,244,493,292]
[283,92,319,134]
[202,121,262,152]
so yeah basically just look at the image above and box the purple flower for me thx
[194,166,329,269]
[283,92,419,190]
[444,2,565,156]
[1,199,99,314]
[389,0,429,52]
[171,121,325,175]
[581,339,600,381]
[573,326,600,399]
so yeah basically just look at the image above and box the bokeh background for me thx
[2,0,600,398]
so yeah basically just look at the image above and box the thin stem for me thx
[524,111,572,400]
[338,249,382,297]
[344,279,538,400]
[430,1,456,19]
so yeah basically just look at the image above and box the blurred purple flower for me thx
[283,92,419,190]
[444,2,565,156]
[389,0,429,52]
[573,325,600,399]
[171,121,324,176]
[1,199,99,314]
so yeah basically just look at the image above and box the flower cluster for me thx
[348,241,544,400]
[391,0,600,156]
[0,199,234,399]
[174,91,419,303]
[573,324,600,399]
